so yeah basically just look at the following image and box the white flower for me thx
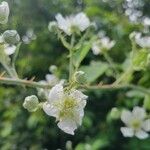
[43,84,88,135]
[92,37,115,55]
[4,44,16,55]
[55,12,90,35]
[120,106,150,139]
[0,1,9,24]
[134,32,150,48]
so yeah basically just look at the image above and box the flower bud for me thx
[48,21,58,32]
[109,107,120,120]
[49,65,57,73]
[0,1,9,24]
[74,71,86,84]
[23,95,39,112]
[3,30,20,45]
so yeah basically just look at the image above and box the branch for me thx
[0,77,51,89]
[80,84,150,95]
[0,77,150,95]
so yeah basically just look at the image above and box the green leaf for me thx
[80,61,108,83]
[132,49,149,71]
[144,95,150,111]
[73,42,91,68]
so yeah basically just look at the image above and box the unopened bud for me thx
[74,71,86,84]
[23,95,39,112]
[49,65,57,73]
[0,1,9,24]
[48,21,58,32]
[3,30,20,45]
[109,107,120,120]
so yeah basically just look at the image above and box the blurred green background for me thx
[0,0,150,149]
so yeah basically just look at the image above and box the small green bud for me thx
[129,31,137,40]
[66,141,72,150]
[109,107,120,120]
[74,71,86,84]
[23,95,39,112]
[143,95,150,111]
[3,30,20,45]
[49,65,57,73]
[48,21,58,32]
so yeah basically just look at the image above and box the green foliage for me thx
[0,0,150,149]
[80,61,108,83]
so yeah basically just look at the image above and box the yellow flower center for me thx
[131,119,141,130]
[58,97,77,119]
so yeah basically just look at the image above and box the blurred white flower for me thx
[134,32,150,48]
[143,17,150,26]
[45,74,59,86]
[37,74,64,99]
[22,29,36,44]
[92,37,115,55]
[43,84,88,135]
[0,1,9,24]
[4,44,16,55]
[55,12,90,35]
[121,106,150,139]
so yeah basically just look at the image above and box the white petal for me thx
[135,130,149,139]
[4,44,16,55]
[74,108,85,125]
[121,110,132,125]
[57,119,77,135]
[132,106,146,120]
[70,90,88,101]
[74,12,90,31]
[48,84,64,103]
[120,127,134,137]
[55,14,71,35]
[43,102,58,118]
[142,119,150,132]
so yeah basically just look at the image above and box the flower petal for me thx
[135,130,149,139]
[142,119,150,132]
[121,110,132,125]
[74,12,90,31]
[48,84,64,103]
[70,90,88,101]
[132,106,146,120]
[55,14,71,35]
[120,127,134,137]
[57,119,77,135]
[43,102,58,118]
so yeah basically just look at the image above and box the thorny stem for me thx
[0,77,150,95]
